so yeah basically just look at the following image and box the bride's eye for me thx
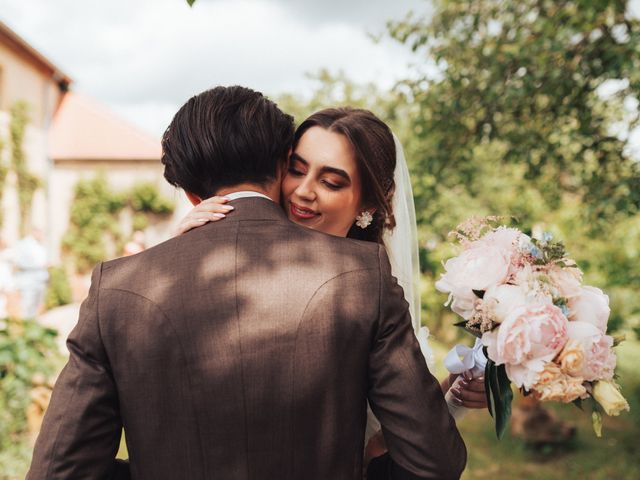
[322,180,343,190]
[288,167,304,177]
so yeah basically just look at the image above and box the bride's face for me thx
[281,126,363,237]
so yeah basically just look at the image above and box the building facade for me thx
[0,21,185,265]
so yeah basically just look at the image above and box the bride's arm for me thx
[172,196,234,236]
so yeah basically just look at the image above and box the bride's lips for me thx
[290,202,319,220]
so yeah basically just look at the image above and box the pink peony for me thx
[568,286,610,333]
[482,303,569,389]
[478,227,521,253]
[479,227,523,279]
[566,321,616,381]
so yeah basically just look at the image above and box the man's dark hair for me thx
[161,86,295,198]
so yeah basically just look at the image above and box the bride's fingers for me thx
[199,196,231,207]
[174,213,227,236]
[450,378,487,407]
[192,202,234,215]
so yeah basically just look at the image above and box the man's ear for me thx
[185,191,202,206]
[280,148,292,181]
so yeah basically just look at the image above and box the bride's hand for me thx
[173,196,234,236]
[446,371,487,409]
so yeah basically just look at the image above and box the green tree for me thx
[388,0,640,228]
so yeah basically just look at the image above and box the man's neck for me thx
[217,183,280,202]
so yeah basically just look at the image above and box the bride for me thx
[175,107,486,464]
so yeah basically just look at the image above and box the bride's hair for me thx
[292,108,396,244]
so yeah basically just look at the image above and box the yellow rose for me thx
[592,380,630,416]
[556,340,585,376]
[533,362,586,403]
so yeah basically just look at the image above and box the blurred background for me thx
[0,0,639,478]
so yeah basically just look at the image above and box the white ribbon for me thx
[444,338,487,378]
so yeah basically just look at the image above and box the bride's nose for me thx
[295,178,316,201]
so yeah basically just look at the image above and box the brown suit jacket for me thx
[28,197,466,480]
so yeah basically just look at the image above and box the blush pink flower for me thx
[482,303,569,389]
[568,286,610,333]
[547,265,583,299]
[479,227,523,280]
[566,321,616,381]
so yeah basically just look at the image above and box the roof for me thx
[0,20,72,89]
[49,92,161,161]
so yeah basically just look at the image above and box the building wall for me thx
[0,40,62,126]
[0,38,64,253]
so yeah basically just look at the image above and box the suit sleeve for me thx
[27,263,125,480]
[367,246,467,480]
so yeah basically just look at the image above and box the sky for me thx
[0,0,430,137]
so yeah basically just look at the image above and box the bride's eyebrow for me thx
[291,153,351,183]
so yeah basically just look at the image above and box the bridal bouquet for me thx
[436,217,629,438]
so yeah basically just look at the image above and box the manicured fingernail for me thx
[477,376,484,381]
[213,213,225,218]
[222,196,231,201]
[222,205,234,210]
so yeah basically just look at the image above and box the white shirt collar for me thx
[224,190,273,201]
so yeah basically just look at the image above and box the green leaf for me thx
[186,0,196,6]
[485,357,513,439]
[484,354,493,419]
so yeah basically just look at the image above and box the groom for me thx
[28,86,466,479]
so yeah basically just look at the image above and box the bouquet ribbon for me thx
[444,338,487,377]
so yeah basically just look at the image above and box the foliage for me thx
[62,175,125,273]
[9,102,42,237]
[62,175,175,273]
[0,318,60,478]
[129,182,175,214]
[387,0,640,229]
[44,266,72,310]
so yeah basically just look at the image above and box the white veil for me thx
[382,134,433,367]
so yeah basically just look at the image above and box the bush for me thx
[0,318,61,477]
[129,182,175,214]
[44,266,72,310]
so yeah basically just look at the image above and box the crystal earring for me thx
[355,211,373,229]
